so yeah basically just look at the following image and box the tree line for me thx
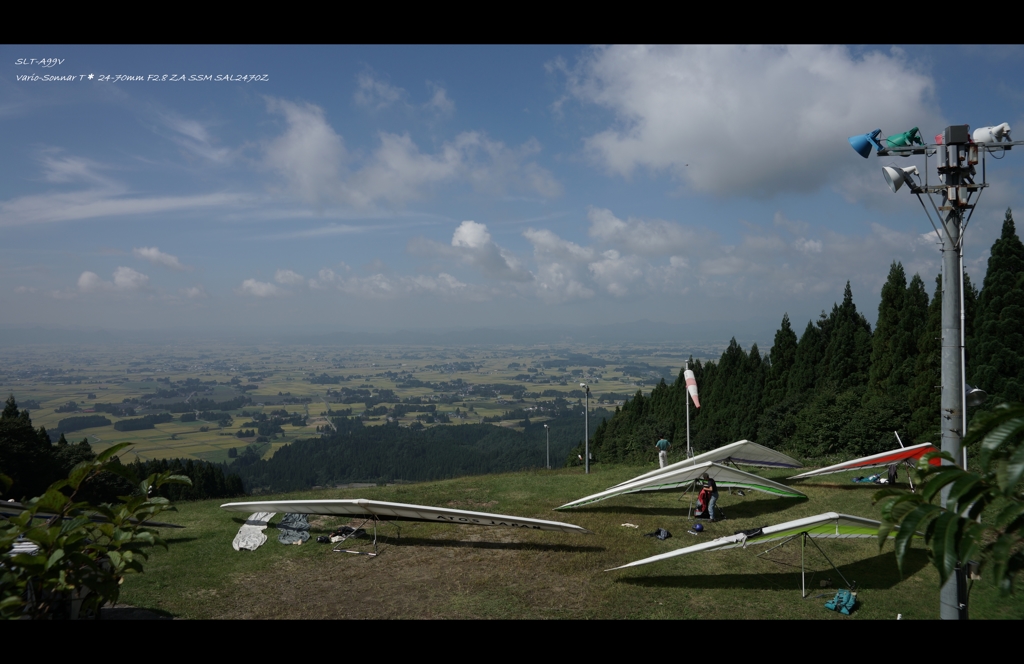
[585,209,1024,466]
[0,396,243,503]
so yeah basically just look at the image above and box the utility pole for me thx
[544,423,550,470]
[851,122,1021,619]
[580,383,590,474]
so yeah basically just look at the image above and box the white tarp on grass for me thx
[232,511,276,551]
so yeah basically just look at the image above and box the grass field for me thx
[118,462,1024,620]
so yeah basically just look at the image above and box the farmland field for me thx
[0,341,723,464]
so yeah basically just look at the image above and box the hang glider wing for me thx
[605,512,881,571]
[612,440,802,489]
[555,461,805,510]
[789,443,939,480]
[220,498,591,534]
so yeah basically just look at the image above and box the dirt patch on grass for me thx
[211,525,593,619]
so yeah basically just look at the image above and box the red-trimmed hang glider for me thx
[788,442,939,480]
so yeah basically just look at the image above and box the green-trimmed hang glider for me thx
[605,512,881,572]
[554,460,805,511]
[611,440,802,489]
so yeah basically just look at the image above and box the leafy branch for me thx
[0,442,191,619]
[875,403,1024,596]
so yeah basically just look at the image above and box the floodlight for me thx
[886,127,923,148]
[972,123,1011,144]
[882,165,920,193]
[849,129,884,158]
[965,384,988,408]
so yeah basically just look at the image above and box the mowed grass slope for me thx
[120,463,1024,619]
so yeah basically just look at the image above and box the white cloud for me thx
[113,267,149,290]
[425,83,455,115]
[275,269,305,286]
[589,249,645,296]
[77,267,150,293]
[308,266,482,301]
[181,285,207,298]
[160,114,231,163]
[587,207,696,256]
[523,228,597,302]
[795,238,823,254]
[40,153,117,188]
[133,246,188,271]
[452,220,491,249]
[263,98,348,208]
[559,45,941,197]
[262,97,560,208]
[0,149,246,227]
[410,221,532,282]
[353,72,407,110]
[238,278,285,297]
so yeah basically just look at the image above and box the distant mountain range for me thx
[0,320,773,350]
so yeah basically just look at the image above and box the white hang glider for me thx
[789,442,939,481]
[554,460,805,511]
[615,440,802,489]
[606,512,891,597]
[222,498,591,555]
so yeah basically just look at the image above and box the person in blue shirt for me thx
[655,436,671,468]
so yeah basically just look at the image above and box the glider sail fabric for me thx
[221,498,592,534]
[605,512,882,572]
[613,440,803,489]
[555,461,805,511]
[789,443,939,480]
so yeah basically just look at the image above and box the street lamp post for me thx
[544,423,550,470]
[580,383,590,474]
[851,123,1021,620]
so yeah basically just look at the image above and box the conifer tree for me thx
[908,274,943,443]
[969,208,1024,404]
[786,318,825,399]
[869,262,907,397]
[763,313,798,407]
[821,282,872,391]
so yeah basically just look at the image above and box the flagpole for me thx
[686,360,691,458]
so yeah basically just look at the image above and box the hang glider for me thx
[605,512,881,572]
[554,461,805,511]
[789,442,939,480]
[220,498,591,535]
[614,440,802,489]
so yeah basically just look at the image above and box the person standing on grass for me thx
[701,472,720,521]
[655,436,671,468]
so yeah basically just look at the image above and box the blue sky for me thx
[3,45,1023,342]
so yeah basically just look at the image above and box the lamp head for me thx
[965,384,988,408]
[972,123,1011,144]
[849,129,884,158]
[882,165,919,193]
[886,127,923,148]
